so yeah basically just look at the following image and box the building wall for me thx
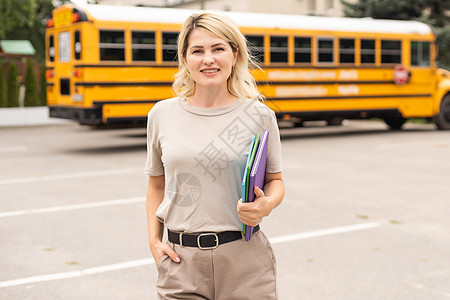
[95,0,349,17]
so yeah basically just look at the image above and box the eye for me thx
[214,47,225,52]
[192,49,203,54]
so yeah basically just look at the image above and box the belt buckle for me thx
[197,233,219,250]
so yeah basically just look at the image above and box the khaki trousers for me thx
[156,230,278,300]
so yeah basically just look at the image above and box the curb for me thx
[0,107,72,127]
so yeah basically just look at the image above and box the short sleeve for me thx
[144,105,164,176]
[266,109,282,173]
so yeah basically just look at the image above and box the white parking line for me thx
[0,258,154,288]
[0,155,66,165]
[0,168,141,185]
[270,222,380,244]
[0,222,380,288]
[0,146,27,153]
[376,140,450,150]
[0,197,145,218]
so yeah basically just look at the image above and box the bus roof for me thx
[79,4,432,36]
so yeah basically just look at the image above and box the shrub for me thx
[24,60,39,107]
[6,62,19,107]
[0,61,6,107]
[39,63,47,106]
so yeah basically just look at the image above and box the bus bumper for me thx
[49,106,102,125]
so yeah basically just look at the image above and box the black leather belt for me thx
[168,225,260,249]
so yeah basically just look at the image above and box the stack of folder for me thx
[241,129,269,242]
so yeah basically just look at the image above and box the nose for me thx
[203,51,214,65]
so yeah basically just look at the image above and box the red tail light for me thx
[72,13,80,23]
[73,69,82,78]
[46,18,54,28]
[46,70,54,79]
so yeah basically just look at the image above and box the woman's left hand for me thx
[237,186,273,227]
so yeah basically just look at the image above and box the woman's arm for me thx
[237,172,285,227]
[146,175,180,263]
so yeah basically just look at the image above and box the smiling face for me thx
[183,28,237,93]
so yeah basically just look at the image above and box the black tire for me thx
[434,95,450,130]
[383,117,406,130]
[326,117,344,126]
[293,121,304,128]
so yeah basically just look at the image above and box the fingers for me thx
[237,201,260,226]
[162,243,181,263]
[237,187,266,227]
[254,186,265,198]
[238,188,264,213]
[153,242,180,263]
[239,209,260,226]
[239,215,259,227]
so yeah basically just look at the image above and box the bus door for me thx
[50,6,87,108]
[55,31,74,106]
[53,7,75,107]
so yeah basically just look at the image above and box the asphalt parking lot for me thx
[1,119,449,299]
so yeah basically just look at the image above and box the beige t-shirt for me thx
[145,97,282,233]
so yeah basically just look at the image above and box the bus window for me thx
[294,37,311,63]
[361,39,375,64]
[246,35,264,63]
[162,32,178,62]
[318,37,334,63]
[100,30,125,61]
[381,40,401,64]
[59,32,71,62]
[132,31,155,61]
[74,30,81,60]
[411,41,430,67]
[339,38,354,64]
[49,35,55,62]
[60,78,70,95]
[270,36,288,63]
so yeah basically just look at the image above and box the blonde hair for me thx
[173,12,262,101]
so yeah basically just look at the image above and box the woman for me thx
[145,11,284,299]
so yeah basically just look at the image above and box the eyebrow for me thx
[190,43,227,49]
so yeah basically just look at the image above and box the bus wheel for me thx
[434,95,450,130]
[383,117,406,130]
[326,117,343,126]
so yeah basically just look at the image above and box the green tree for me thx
[435,26,450,70]
[6,62,19,107]
[24,60,39,107]
[39,63,47,106]
[341,0,426,19]
[3,0,52,62]
[341,0,450,70]
[0,0,37,39]
[0,61,6,107]
[2,0,70,62]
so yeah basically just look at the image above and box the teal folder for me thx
[241,135,255,203]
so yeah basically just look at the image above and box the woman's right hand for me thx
[151,241,181,264]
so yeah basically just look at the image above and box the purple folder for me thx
[245,129,269,242]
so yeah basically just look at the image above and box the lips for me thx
[201,68,220,74]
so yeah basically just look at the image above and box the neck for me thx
[188,87,237,108]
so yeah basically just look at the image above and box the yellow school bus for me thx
[45,3,450,129]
